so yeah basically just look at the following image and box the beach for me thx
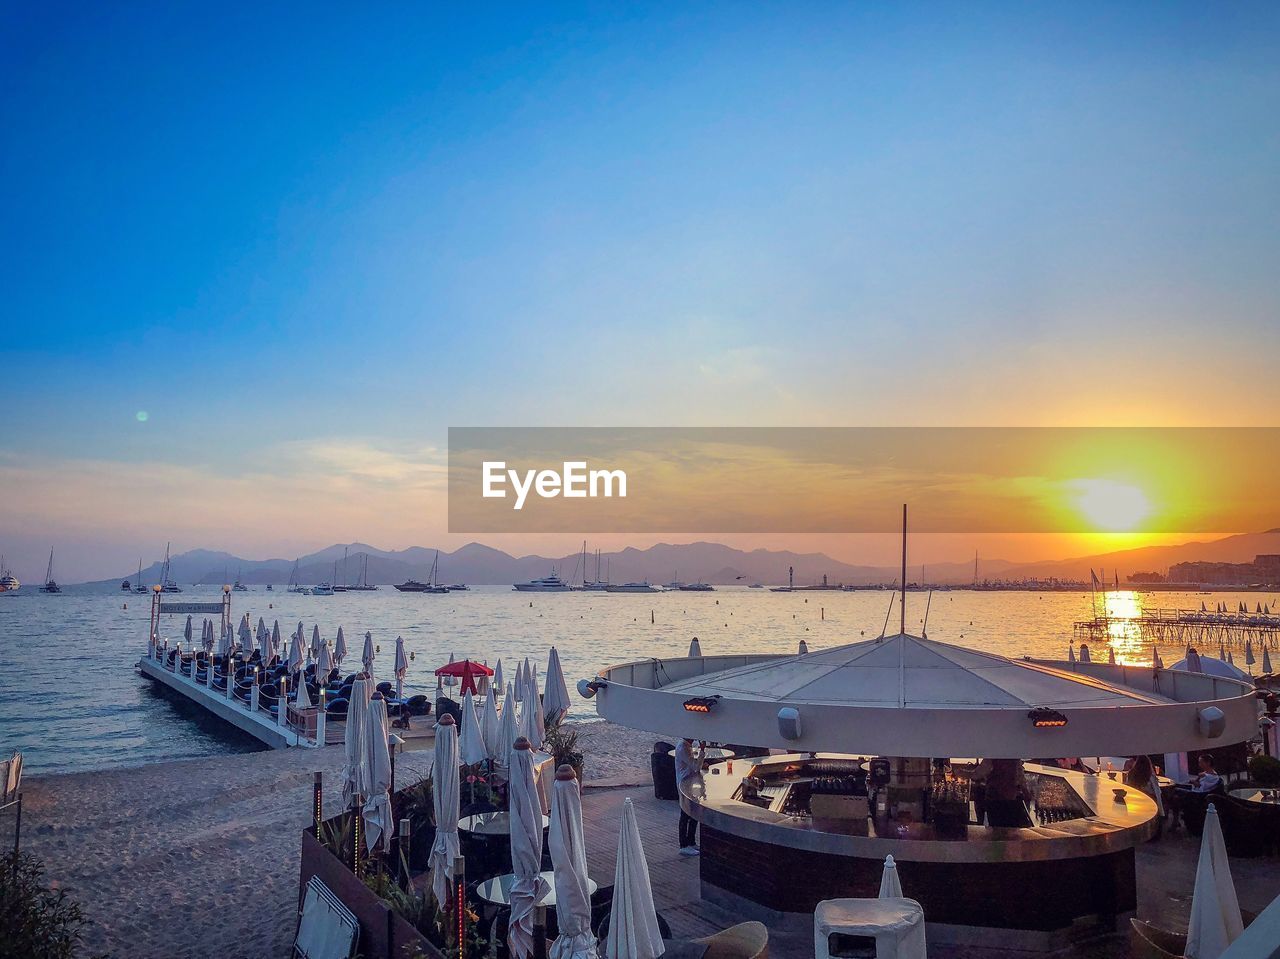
[19,721,654,959]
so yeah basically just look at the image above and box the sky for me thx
[2,3,1279,582]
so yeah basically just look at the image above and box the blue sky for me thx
[2,3,1279,580]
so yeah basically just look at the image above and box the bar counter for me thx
[681,754,1159,943]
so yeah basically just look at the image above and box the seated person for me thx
[1186,754,1222,793]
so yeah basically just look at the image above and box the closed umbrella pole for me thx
[364,695,393,852]
[549,766,597,959]
[606,798,663,959]
[394,636,409,700]
[481,687,503,763]
[498,683,520,772]
[493,658,505,697]
[334,625,346,667]
[508,738,550,959]
[543,647,572,726]
[523,663,546,746]
[878,855,903,898]
[459,690,488,767]
[428,714,461,908]
[1186,805,1243,959]
[341,677,375,852]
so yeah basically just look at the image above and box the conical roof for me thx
[664,633,1171,710]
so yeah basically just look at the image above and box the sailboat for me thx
[574,542,608,591]
[39,548,62,593]
[346,553,378,591]
[332,549,350,592]
[287,559,310,594]
[159,543,182,592]
[132,558,147,593]
[233,568,248,591]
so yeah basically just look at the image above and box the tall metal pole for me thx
[900,504,907,636]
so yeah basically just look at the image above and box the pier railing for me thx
[143,638,329,748]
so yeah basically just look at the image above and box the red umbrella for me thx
[434,659,494,696]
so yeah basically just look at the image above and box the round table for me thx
[475,871,598,907]
[1231,787,1280,805]
[459,812,551,835]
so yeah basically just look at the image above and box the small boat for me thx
[606,581,659,593]
[266,584,273,591]
[311,582,335,596]
[514,571,572,592]
[121,577,131,591]
[232,568,248,591]
[678,582,715,592]
[749,583,763,589]
[446,584,470,591]
[39,548,62,593]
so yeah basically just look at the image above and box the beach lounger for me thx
[294,876,359,959]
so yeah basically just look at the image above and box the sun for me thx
[1072,479,1152,532]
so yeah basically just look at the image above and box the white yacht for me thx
[0,557,19,593]
[678,582,715,592]
[606,581,659,593]
[513,571,572,592]
[311,582,335,596]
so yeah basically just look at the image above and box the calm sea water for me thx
[1,584,1270,775]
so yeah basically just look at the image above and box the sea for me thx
[1,583,1272,775]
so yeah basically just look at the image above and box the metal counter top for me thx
[681,754,1159,864]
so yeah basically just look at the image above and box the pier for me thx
[1074,606,1280,652]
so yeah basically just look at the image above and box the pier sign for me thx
[158,602,226,615]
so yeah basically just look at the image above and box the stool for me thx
[814,898,926,959]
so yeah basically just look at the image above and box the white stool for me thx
[814,897,927,959]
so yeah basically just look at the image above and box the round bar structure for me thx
[584,633,1258,947]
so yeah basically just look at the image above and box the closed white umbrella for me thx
[543,647,571,726]
[459,690,488,767]
[271,620,282,659]
[1186,805,1243,959]
[184,615,193,645]
[605,797,664,959]
[239,614,252,650]
[549,766,596,959]
[364,695,393,852]
[798,639,808,654]
[498,683,520,769]
[493,659,505,696]
[508,739,550,959]
[362,631,375,676]
[341,676,375,811]
[1068,644,1076,664]
[1265,648,1274,675]
[1246,641,1256,668]
[428,714,461,908]
[316,641,332,685]
[334,625,347,667]
[288,629,305,675]
[687,637,701,658]
[481,688,503,762]
[1079,644,1091,664]
[878,855,903,898]
[257,621,271,661]
[311,624,321,658]
[295,672,312,710]
[1108,646,1117,665]
[394,636,409,700]
[1153,648,1164,669]
[218,622,231,658]
[521,666,545,746]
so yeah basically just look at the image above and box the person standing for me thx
[675,738,702,856]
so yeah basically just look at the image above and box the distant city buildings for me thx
[1163,554,1280,586]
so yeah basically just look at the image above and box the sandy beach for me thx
[19,720,654,959]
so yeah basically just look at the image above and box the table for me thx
[1231,788,1280,805]
[668,747,736,762]
[459,812,551,835]
[475,871,598,908]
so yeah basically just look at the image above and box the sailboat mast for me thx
[899,504,907,636]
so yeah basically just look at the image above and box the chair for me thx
[294,876,359,959]
[405,694,432,716]
[1213,796,1276,858]
[691,921,769,959]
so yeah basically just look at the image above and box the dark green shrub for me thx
[0,852,104,959]
[1249,754,1280,786]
